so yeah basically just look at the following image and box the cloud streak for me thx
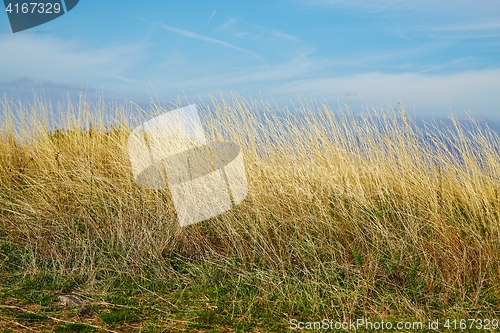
[158,23,263,60]
[203,10,216,31]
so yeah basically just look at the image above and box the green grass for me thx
[99,310,140,325]
[15,312,49,321]
[1,93,500,331]
[55,323,96,333]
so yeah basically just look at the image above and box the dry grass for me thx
[1,92,500,329]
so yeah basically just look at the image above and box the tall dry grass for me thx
[1,92,500,319]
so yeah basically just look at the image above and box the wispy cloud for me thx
[268,29,302,43]
[229,21,303,43]
[305,0,500,32]
[434,22,500,32]
[306,0,500,13]
[431,21,500,37]
[214,18,238,32]
[305,0,500,40]
[209,17,304,46]
[306,0,431,13]
[158,23,263,60]
[234,32,252,38]
[408,22,500,40]
[144,50,322,92]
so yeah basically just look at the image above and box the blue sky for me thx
[1,0,499,118]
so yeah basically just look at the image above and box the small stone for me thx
[58,295,82,307]
[78,305,92,317]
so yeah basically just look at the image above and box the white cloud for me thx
[0,34,146,86]
[2,16,497,119]
[271,69,500,116]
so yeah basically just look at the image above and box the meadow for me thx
[1,93,500,332]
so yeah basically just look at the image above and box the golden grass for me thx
[1,92,500,321]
